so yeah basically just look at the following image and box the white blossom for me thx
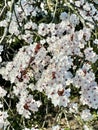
[81,109,93,121]
[60,12,68,21]
[0,87,7,97]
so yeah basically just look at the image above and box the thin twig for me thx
[63,109,71,129]
[0,0,7,19]
[51,0,58,22]
[0,0,15,44]
[2,97,14,116]
[13,7,21,29]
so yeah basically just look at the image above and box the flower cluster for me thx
[0,86,8,129]
[0,0,98,129]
